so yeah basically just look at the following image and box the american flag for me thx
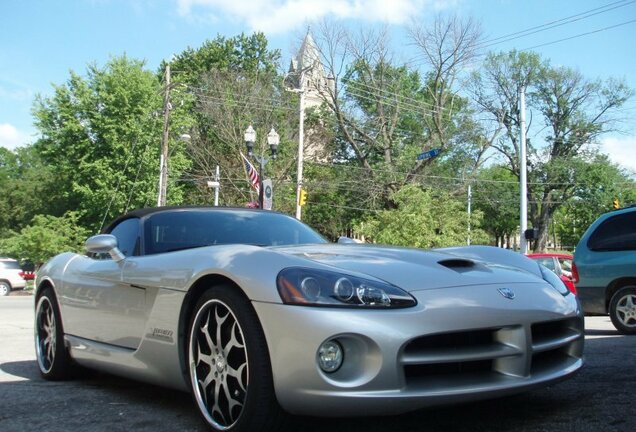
[240,152,260,194]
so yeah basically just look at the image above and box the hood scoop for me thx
[438,258,476,271]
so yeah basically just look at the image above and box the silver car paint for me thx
[255,280,581,415]
[36,243,583,415]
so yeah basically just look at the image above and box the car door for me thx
[60,218,147,349]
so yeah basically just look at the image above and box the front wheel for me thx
[0,281,11,296]
[609,286,636,335]
[187,285,286,432]
[35,289,73,379]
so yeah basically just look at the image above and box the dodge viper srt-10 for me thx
[35,207,584,431]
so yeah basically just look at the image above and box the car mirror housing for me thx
[85,235,125,262]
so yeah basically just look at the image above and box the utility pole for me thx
[157,63,171,207]
[519,85,528,254]
[214,165,220,206]
[467,183,472,246]
[296,85,305,220]
[284,64,313,220]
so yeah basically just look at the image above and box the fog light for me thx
[317,340,343,373]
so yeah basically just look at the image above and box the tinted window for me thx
[588,212,636,252]
[109,218,140,257]
[0,260,21,270]
[144,210,326,255]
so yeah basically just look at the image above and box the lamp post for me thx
[244,125,279,209]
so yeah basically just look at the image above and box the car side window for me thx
[588,212,636,251]
[109,218,140,257]
[535,257,556,272]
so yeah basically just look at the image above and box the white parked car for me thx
[0,258,27,296]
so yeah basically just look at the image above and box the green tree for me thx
[355,185,488,248]
[553,155,636,249]
[472,166,520,247]
[311,18,494,213]
[0,146,60,236]
[167,33,292,207]
[0,212,88,265]
[470,50,633,251]
[32,55,188,232]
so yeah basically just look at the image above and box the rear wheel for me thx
[35,289,73,379]
[187,285,286,432]
[0,281,10,296]
[609,286,636,335]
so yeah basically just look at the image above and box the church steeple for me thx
[288,31,332,108]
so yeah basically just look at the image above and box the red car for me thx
[527,253,577,295]
[19,270,35,280]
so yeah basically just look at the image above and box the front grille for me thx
[404,328,495,352]
[400,318,583,391]
[531,318,583,375]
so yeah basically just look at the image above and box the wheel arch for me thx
[35,277,56,300]
[0,278,11,288]
[177,273,253,386]
[605,277,636,312]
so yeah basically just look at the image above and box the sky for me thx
[1,0,635,171]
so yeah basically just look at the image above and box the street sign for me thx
[416,148,440,161]
[263,179,273,210]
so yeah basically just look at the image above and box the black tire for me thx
[609,286,636,335]
[35,288,73,379]
[187,285,287,432]
[0,281,11,296]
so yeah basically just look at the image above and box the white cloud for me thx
[175,0,457,34]
[600,136,636,174]
[0,124,31,150]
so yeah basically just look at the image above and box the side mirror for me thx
[85,234,125,262]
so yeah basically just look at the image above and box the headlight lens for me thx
[539,264,570,296]
[277,267,417,308]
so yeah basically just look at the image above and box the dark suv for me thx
[573,206,636,334]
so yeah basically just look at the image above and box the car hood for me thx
[270,244,543,292]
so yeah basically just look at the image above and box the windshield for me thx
[144,209,327,255]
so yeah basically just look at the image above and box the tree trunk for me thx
[534,204,555,252]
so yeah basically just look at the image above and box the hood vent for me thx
[438,259,476,270]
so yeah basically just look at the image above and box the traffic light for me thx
[613,198,620,209]
[299,188,307,206]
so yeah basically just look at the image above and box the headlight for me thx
[538,264,570,296]
[277,267,417,308]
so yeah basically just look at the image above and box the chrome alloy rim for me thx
[615,293,636,327]
[190,299,248,430]
[35,296,56,373]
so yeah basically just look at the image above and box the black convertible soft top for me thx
[101,206,263,234]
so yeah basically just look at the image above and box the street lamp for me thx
[244,125,279,209]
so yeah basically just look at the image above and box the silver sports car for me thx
[35,207,584,432]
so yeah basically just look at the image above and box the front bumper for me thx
[253,282,584,416]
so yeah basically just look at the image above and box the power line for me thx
[479,0,635,48]
[406,0,636,67]
[521,18,636,51]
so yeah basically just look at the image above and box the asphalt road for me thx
[1,294,635,432]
